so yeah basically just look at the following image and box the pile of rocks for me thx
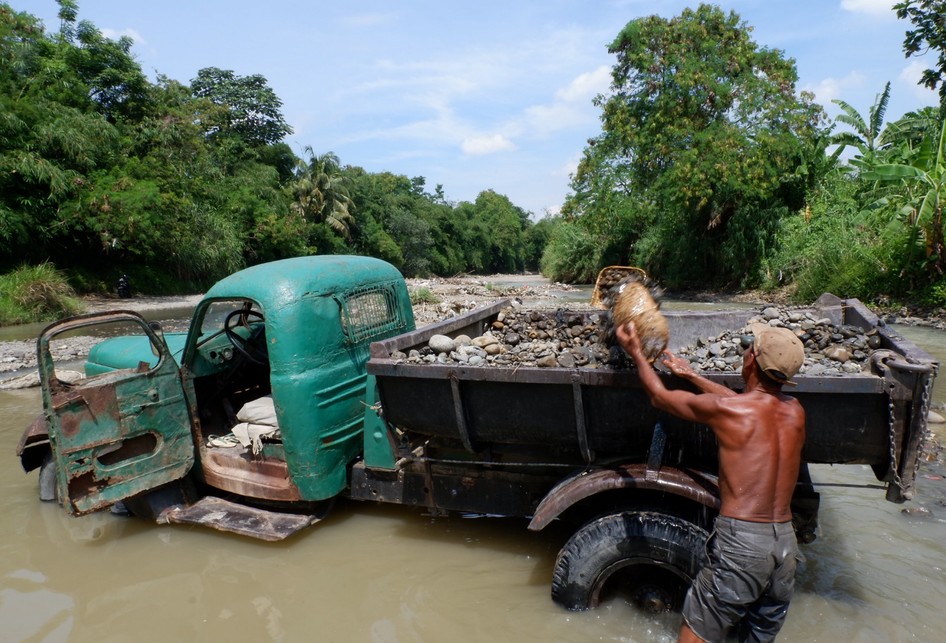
[675,306,883,377]
[392,302,885,377]
[391,301,616,368]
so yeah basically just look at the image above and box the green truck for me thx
[16,255,938,613]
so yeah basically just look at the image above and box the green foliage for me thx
[559,4,828,288]
[0,2,546,294]
[895,0,946,112]
[763,174,890,301]
[409,287,439,305]
[291,147,355,242]
[922,280,946,307]
[523,216,557,271]
[0,262,83,325]
[190,67,292,147]
[863,118,946,276]
[540,220,606,283]
[831,82,892,166]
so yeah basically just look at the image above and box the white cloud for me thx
[514,66,610,139]
[899,60,940,100]
[839,0,896,17]
[556,65,611,103]
[461,134,516,155]
[806,71,867,104]
[100,27,145,44]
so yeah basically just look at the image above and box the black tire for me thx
[551,511,708,613]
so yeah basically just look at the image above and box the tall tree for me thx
[895,0,946,113]
[191,67,292,147]
[290,147,355,242]
[561,4,826,287]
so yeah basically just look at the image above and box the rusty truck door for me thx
[38,312,195,515]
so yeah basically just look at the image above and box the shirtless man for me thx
[616,322,806,643]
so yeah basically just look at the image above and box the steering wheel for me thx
[224,309,268,365]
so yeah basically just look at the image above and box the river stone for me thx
[824,346,851,362]
[429,334,456,354]
[472,335,499,348]
[558,352,576,368]
[536,354,558,368]
[402,300,892,378]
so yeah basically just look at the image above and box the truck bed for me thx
[367,294,937,501]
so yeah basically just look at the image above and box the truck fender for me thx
[17,413,50,473]
[527,463,720,531]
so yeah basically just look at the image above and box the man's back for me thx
[709,390,806,523]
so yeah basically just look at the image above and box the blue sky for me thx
[18,0,940,218]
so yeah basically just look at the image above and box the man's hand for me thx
[660,352,695,378]
[615,321,645,361]
[662,350,737,397]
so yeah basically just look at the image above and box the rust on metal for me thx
[200,445,303,501]
[158,496,318,541]
[55,384,120,439]
[528,463,720,531]
[17,415,49,471]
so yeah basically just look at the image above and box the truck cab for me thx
[18,255,414,539]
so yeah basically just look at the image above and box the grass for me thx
[409,286,440,305]
[0,262,84,326]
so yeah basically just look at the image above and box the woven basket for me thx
[610,279,669,362]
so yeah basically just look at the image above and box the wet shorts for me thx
[682,516,799,643]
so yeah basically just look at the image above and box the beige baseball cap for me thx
[749,323,805,385]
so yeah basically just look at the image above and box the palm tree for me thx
[831,82,892,168]
[290,146,355,239]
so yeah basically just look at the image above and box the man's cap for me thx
[749,323,804,386]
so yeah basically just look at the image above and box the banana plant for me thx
[863,119,946,275]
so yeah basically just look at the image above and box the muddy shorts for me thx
[682,516,798,643]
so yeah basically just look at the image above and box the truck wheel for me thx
[551,511,708,613]
[38,452,57,502]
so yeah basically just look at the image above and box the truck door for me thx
[38,312,195,515]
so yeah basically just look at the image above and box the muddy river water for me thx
[2,299,946,642]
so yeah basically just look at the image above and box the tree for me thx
[290,147,355,242]
[831,82,892,167]
[864,119,946,276]
[467,190,530,273]
[0,3,122,267]
[563,4,827,287]
[191,67,292,147]
[895,0,946,112]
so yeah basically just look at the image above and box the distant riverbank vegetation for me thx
[2,1,946,324]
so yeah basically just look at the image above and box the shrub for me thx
[409,287,440,305]
[0,263,84,325]
[540,221,605,283]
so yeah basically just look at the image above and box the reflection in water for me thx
[2,322,946,642]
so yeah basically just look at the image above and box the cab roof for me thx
[203,255,405,309]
